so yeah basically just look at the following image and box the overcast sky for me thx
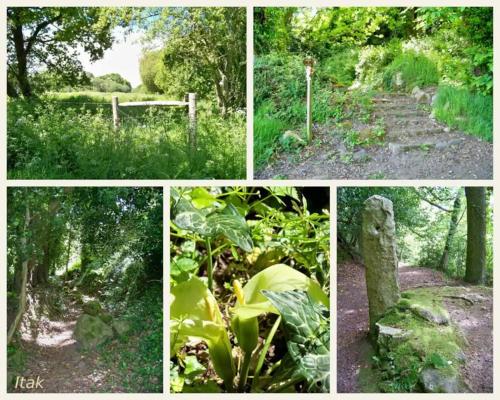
[78,27,144,88]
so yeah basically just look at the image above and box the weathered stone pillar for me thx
[361,195,400,336]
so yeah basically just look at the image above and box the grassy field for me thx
[8,91,246,179]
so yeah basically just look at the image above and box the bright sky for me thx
[79,27,144,88]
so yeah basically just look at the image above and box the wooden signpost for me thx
[111,93,197,151]
[304,57,315,143]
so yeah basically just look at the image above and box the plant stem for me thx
[252,315,281,391]
[206,238,213,291]
[238,351,252,392]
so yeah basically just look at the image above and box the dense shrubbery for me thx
[7,94,245,179]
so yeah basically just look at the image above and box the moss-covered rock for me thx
[82,300,102,316]
[112,319,132,337]
[371,287,466,393]
[98,312,113,324]
[74,314,113,349]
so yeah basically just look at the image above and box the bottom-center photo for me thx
[169,186,331,393]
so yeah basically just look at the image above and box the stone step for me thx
[374,109,428,118]
[382,117,435,126]
[373,100,417,108]
[386,127,445,137]
[388,138,464,155]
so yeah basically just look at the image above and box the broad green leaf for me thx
[262,290,330,393]
[170,361,184,392]
[171,257,198,276]
[232,264,329,321]
[190,187,219,209]
[184,355,206,377]
[170,277,235,386]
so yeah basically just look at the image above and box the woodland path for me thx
[257,90,492,180]
[336,261,493,393]
[11,293,121,393]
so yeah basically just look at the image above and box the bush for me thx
[321,48,359,86]
[354,41,401,88]
[383,51,439,91]
[433,85,492,142]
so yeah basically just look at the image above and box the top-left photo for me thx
[7,7,247,180]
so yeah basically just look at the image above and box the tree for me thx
[139,50,163,93]
[438,189,463,273]
[7,7,118,97]
[464,187,487,284]
[144,7,246,115]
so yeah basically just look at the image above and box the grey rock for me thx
[420,368,461,393]
[353,149,370,162]
[410,303,450,325]
[389,143,402,155]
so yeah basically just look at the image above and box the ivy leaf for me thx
[262,289,330,393]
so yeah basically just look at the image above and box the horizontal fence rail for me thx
[111,93,197,151]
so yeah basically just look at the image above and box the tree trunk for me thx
[12,22,33,97]
[7,79,19,98]
[438,190,462,273]
[7,202,31,345]
[464,187,487,284]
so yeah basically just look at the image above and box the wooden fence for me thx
[111,93,197,150]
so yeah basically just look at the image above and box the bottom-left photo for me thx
[6,187,163,393]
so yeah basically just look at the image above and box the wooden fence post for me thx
[304,58,314,143]
[112,96,120,129]
[188,93,197,151]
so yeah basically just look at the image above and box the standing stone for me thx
[361,195,400,336]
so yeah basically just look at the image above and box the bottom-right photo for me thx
[337,186,493,393]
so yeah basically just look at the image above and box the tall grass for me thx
[7,94,245,179]
[254,104,287,170]
[433,85,493,142]
[383,51,439,91]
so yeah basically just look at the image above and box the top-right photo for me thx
[254,7,493,180]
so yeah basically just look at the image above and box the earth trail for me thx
[10,293,119,393]
[337,261,492,393]
[258,90,492,179]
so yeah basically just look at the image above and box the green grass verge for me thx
[433,85,493,142]
[7,95,246,179]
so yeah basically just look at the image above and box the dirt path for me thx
[336,261,492,393]
[257,90,492,179]
[11,296,117,393]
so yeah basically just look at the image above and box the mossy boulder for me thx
[82,300,102,316]
[112,319,132,337]
[372,287,466,393]
[98,312,113,324]
[74,314,113,349]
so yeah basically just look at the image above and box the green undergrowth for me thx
[369,288,465,393]
[433,85,493,142]
[7,96,245,179]
[96,283,163,393]
[383,51,439,91]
